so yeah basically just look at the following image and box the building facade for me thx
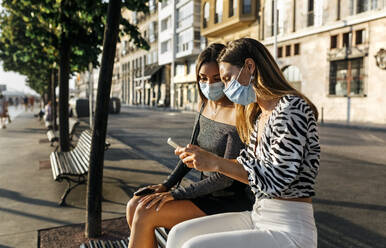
[119,3,168,107]
[75,0,386,124]
[158,0,202,111]
[201,0,386,124]
[259,0,386,124]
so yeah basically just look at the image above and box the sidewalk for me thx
[122,105,386,132]
[0,111,175,247]
[320,120,386,132]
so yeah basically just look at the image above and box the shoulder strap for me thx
[175,102,205,188]
[189,102,205,144]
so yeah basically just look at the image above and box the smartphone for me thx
[134,187,155,196]
[167,137,181,149]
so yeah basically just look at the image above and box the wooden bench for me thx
[49,129,110,206]
[50,130,92,206]
[46,118,80,149]
[155,227,168,248]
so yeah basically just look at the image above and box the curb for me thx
[121,104,196,114]
[319,122,386,132]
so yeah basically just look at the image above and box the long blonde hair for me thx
[218,38,318,144]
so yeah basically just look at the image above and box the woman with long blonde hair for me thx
[126,43,253,248]
[169,38,320,248]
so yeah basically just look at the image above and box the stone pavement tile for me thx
[0,112,174,247]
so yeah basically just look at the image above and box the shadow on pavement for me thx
[0,188,58,207]
[104,166,169,176]
[316,211,386,248]
[105,148,145,160]
[0,207,72,226]
[314,198,386,212]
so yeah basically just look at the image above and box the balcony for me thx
[201,0,258,37]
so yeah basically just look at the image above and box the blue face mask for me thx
[223,65,256,106]
[199,81,225,101]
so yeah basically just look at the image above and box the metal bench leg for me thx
[59,177,86,206]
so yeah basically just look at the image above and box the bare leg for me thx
[127,199,206,248]
[126,196,142,229]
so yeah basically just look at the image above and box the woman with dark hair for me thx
[126,43,253,248]
[169,38,320,248]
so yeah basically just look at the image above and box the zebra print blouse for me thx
[237,95,320,199]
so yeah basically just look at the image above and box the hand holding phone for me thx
[167,137,181,149]
[134,187,155,196]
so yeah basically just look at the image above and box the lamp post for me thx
[273,0,278,61]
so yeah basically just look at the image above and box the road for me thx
[107,106,386,248]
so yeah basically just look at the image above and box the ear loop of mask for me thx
[235,65,245,82]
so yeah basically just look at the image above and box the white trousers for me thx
[166,199,317,248]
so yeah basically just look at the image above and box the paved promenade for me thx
[0,107,385,248]
[0,111,173,247]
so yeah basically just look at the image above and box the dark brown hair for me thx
[195,43,226,105]
[217,38,318,143]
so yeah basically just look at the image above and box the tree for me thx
[85,0,151,238]
[85,0,121,237]
[1,0,150,237]
[1,0,149,151]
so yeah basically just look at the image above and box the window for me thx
[355,29,364,45]
[200,36,208,50]
[371,0,378,9]
[285,45,291,56]
[161,0,169,8]
[337,0,341,20]
[161,40,171,54]
[215,0,223,23]
[292,0,297,32]
[203,2,209,28]
[177,3,194,29]
[149,0,156,13]
[229,0,237,17]
[243,0,252,14]
[283,65,302,91]
[330,35,338,49]
[294,43,300,55]
[149,21,158,43]
[329,58,364,96]
[278,47,283,58]
[194,31,201,41]
[342,32,351,47]
[161,16,171,31]
[307,0,314,26]
[188,61,196,75]
[175,64,185,76]
[357,0,369,13]
[177,29,193,53]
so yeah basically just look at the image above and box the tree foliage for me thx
[0,0,150,95]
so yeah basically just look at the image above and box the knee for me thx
[131,201,156,228]
[126,196,141,227]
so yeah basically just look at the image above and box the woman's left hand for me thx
[176,144,221,172]
[138,192,174,211]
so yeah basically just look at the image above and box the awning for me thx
[144,64,163,77]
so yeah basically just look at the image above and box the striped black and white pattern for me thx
[237,95,320,199]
